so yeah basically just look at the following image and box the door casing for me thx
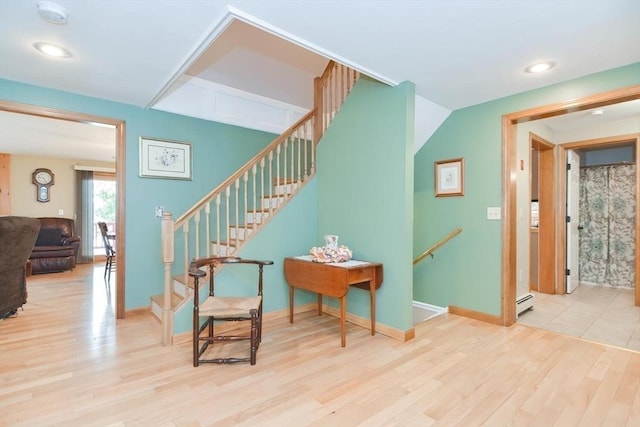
[502,85,640,325]
[0,100,127,319]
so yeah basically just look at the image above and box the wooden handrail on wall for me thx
[413,228,462,266]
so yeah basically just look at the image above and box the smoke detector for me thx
[37,1,68,25]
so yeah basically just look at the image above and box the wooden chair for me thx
[97,222,116,282]
[189,256,273,366]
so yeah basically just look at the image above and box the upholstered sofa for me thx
[29,217,81,274]
[0,216,40,318]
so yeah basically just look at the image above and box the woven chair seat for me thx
[199,296,262,318]
[189,256,273,366]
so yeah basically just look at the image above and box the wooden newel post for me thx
[161,211,174,345]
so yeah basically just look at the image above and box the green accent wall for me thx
[413,62,640,315]
[0,78,278,309]
[316,77,415,332]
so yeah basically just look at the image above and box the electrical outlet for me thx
[487,207,501,220]
[58,209,64,216]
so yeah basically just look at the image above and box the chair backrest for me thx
[38,217,76,238]
[0,216,40,273]
[0,216,40,315]
[97,222,115,256]
[189,257,273,300]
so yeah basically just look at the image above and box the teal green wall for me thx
[316,77,415,331]
[413,62,640,315]
[0,78,277,309]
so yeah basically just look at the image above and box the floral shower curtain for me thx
[579,164,636,288]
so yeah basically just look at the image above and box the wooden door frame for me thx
[0,100,127,319]
[501,85,640,325]
[557,134,640,304]
[530,134,556,294]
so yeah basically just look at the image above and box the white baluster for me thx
[251,165,257,230]
[311,116,316,176]
[204,202,211,257]
[283,138,289,200]
[182,222,189,286]
[215,194,221,256]
[296,125,302,185]
[242,171,248,238]
[234,178,240,247]
[194,210,200,260]
[260,158,265,225]
[225,186,230,254]
[268,151,274,214]
[275,144,281,212]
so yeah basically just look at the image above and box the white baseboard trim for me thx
[412,301,447,325]
[412,300,448,314]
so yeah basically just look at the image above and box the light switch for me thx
[155,206,165,219]
[487,207,501,220]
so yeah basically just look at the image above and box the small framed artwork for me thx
[435,158,464,197]
[139,137,192,180]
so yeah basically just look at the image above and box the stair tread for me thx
[151,292,183,308]
[273,177,299,184]
[211,240,240,246]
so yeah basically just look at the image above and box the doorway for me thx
[559,135,639,297]
[0,100,127,319]
[502,85,640,326]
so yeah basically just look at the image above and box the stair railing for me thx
[413,228,463,266]
[159,60,360,344]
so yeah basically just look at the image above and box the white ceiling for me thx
[0,0,639,160]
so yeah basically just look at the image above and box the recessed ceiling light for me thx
[37,1,68,25]
[524,61,555,74]
[33,42,72,58]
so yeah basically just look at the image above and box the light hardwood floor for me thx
[1,264,638,426]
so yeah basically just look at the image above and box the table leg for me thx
[317,293,323,316]
[289,285,294,324]
[340,296,346,347]
[370,280,376,336]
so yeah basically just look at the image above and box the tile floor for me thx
[517,283,640,351]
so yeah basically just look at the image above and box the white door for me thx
[566,150,581,293]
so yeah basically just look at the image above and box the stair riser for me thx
[273,182,299,195]
[246,211,269,224]
[211,244,235,256]
[173,279,187,298]
[261,197,284,209]
[151,299,162,320]
[229,227,253,240]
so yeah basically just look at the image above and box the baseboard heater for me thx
[516,292,535,317]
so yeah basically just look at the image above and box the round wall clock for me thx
[32,168,55,202]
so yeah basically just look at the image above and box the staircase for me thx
[153,61,360,344]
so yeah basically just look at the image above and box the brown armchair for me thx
[0,216,40,318]
[29,217,81,274]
